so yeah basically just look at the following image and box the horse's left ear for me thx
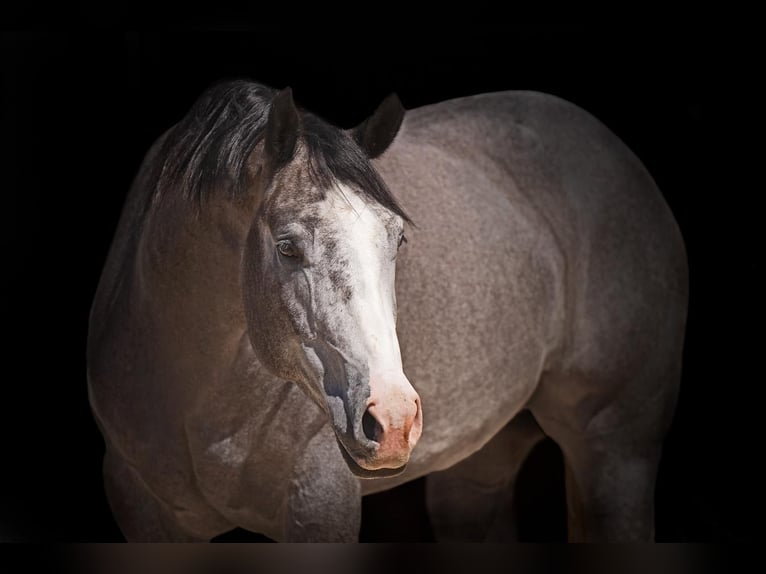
[351,93,405,159]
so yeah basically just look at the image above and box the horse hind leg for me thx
[531,371,678,542]
[425,410,546,541]
[556,427,664,542]
[103,448,226,542]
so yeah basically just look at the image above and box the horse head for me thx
[242,88,422,477]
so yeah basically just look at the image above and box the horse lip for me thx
[334,435,407,479]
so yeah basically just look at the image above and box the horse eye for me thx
[398,234,408,249]
[277,240,298,258]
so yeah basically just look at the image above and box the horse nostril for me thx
[362,408,382,443]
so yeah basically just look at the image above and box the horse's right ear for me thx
[263,87,300,172]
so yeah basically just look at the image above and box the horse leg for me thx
[547,427,664,542]
[425,410,546,541]
[103,448,226,542]
[529,360,681,542]
[283,430,362,542]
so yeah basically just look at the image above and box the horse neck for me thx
[138,191,253,354]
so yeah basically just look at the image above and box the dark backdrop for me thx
[2,24,760,542]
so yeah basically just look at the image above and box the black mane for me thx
[153,79,410,222]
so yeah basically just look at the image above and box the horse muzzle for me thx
[335,370,423,477]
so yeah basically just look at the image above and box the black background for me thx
[2,20,761,542]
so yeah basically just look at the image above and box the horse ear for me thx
[264,87,300,171]
[352,93,405,159]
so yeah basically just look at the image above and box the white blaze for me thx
[327,185,402,375]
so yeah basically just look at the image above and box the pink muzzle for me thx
[358,370,422,470]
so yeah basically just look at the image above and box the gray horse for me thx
[87,80,688,542]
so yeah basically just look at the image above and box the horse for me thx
[86,79,688,542]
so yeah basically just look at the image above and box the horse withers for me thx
[87,80,688,541]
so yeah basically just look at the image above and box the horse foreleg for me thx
[425,410,546,541]
[283,430,362,542]
[103,448,227,542]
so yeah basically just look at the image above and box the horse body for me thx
[87,84,687,541]
[379,91,686,476]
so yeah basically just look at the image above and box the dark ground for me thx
[1,22,761,542]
